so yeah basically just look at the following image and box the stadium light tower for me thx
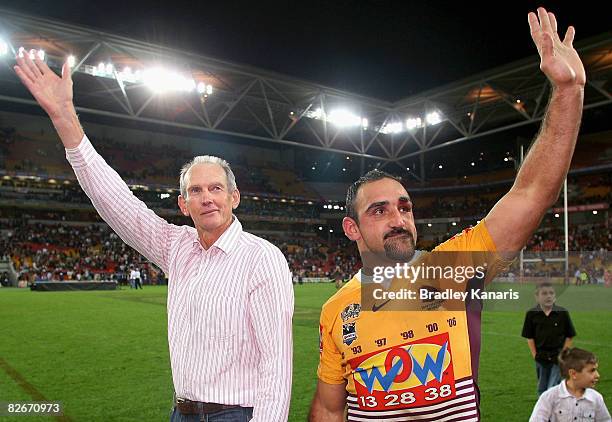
[328,109,361,128]
[142,67,196,94]
[406,117,422,130]
[426,111,442,125]
[381,121,404,134]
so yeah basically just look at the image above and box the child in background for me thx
[522,282,576,395]
[529,348,611,421]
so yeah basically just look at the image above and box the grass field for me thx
[1,283,610,421]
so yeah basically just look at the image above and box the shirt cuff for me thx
[65,134,98,169]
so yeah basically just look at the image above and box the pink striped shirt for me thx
[66,135,294,421]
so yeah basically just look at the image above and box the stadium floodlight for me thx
[105,63,114,74]
[593,210,598,215]
[471,162,475,166]
[118,66,133,81]
[554,213,560,218]
[426,111,442,125]
[328,109,362,127]
[361,118,368,129]
[206,84,213,95]
[0,39,8,56]
[67,55,76,68]
[329,229,333,233]
[142,67,196,94]
[406,117,422,130]
[308,107,324,120]
[427,223,432,227]
[319,226,323,230]
[438,164,443,169]
[117,66,139,83]
[37,50,45,60]
[18,46,25,58]
[380,121,404,134]
[342,168,346,172]
[196,82,206,94]
[97,62,105,73]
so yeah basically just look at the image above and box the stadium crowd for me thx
[1,212,609,285]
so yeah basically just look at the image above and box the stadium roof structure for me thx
[0,8,611,180]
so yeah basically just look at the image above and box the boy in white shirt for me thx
[530,348,611,421]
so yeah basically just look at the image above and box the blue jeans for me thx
[170,406,253,422]
[536,361,562,395]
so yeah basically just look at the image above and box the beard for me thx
[383,232,416,262]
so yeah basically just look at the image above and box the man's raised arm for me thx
[14,54,83,148]
[13,53,176,273]
[485,7,586,259]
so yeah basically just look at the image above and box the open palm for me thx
[528,8,586,88]
[14,53,74,119]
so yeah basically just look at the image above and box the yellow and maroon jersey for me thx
[317,220,511,421]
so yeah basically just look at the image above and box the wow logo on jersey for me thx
[348,333,456,409]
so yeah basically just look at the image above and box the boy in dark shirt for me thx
[522,282,577,395]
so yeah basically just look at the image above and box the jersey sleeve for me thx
[433,219,515,285]
[317,303,345,385]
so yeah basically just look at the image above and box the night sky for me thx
[1,1,609,101]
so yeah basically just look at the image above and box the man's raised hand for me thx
[528,7,586,89]
[14,49,83,148]
[14,50,74,120]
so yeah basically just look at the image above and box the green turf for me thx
[0,284,610,421]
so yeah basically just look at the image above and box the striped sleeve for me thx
[65,135,179,273]
[248,243,294,421]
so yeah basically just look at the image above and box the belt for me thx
[176,398,241,415]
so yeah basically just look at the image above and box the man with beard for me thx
[310,7,586,421]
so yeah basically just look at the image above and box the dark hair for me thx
[559,348,598,378]
[345,170,404,223]
[535,281,554,292]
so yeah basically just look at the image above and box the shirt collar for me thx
[191,215,242,255]
[535,303,560,313]
[559,380,597,402]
